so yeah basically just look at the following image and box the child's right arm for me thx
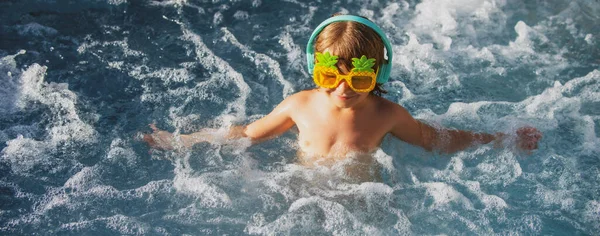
[143,94,299,150]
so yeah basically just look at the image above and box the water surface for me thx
[1,0,599,235]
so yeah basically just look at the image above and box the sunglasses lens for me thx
[351,76,374,89]
[318,71,338,87]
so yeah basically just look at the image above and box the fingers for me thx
[517,127,542,141]
[524,141,538,150]
[143,133,156,147]
[518,138,540,151]
[517,126,537,135]
[141,124,177,151]
[515,126,542,152]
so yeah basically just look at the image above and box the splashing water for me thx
[1,0,599,234]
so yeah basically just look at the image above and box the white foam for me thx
[106,138,139,166]
[562,69,600,102]
[413,68,599,155]
[249,196,364,235]
[389,0,575,101]
[443,101,494,126]
[221,27,294,98]
[177,23,250,123]
[36,188,78,213]
[386,80,415,102]
[140,67,194,83]
[16,63,47,105]
[100,214,151,234]
[512,21,544,54]
[393,33,461,92]
[474,150,522,186]
[580,115,599,154]
[423,182,473,209]
[464,180,507,210]
[584,34,594,45]
[107,0,127,5]
[233,11,249,20]
[278,32,307,78]
[530,154,584,213]
[408,149,510,212]
[33,168,172,222]
[131,180,172,199]
[0,51,25,115]
[584,200,600,231]
[409,0,507,49]
[149,0,188,6]
[2,137,53,174]
[488,22,569,81]
[514,215,543,234]
[172,171,232,208]
[63,167,98,191]
[374,149,395,173]
[378,2,409,31]
[75,15,255,133]
[462,45,497,64]
[244,162,414,234]
[1,60,97,175]
[213,12,223,25]
[520,70,600,148]
[77,38,145,58]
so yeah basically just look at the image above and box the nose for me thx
[335,79,352,92]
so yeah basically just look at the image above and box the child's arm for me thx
[389,105,542,153]
[143,95,297,150]
[241,97,297,143]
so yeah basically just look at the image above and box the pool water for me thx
[1,0,599,235]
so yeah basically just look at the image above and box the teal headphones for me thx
[306,15,393,84]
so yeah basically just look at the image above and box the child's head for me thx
[309,14,390,95]
[314,19,385,74]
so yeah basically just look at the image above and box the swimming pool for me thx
[1,0,599,234]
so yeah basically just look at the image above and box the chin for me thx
[333,102,355,108]
[330,94,364,108]
[320,88,369,108]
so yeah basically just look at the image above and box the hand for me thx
[142,124,176,150]
[515,126,542,151]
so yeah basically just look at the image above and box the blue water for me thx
[1,0,599,235]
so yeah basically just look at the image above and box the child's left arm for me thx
[389,105,542,153]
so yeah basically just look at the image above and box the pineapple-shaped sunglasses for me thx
[313,52,378,93]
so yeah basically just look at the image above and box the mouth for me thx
[335,94,358,101]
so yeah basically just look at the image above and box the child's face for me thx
[320,65,371,108]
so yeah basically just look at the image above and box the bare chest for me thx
[293,109,390,155]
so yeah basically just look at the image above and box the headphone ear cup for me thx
[377,64,389,84]
[306,52,315,73]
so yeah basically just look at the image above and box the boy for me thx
[144,14,541,172]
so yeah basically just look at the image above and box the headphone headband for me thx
[306,15,393,84]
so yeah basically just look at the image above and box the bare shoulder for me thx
[281,89,316,105]
[370,96,415,127]
[271,89,316,114]
[371,96,410,116]
[370,96,421,138]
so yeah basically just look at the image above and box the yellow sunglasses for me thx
[313,66,378,93]
[312,52,378,93]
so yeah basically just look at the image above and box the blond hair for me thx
[314,15,387,95]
